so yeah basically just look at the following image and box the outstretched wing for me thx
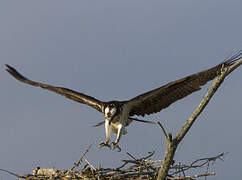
[6,65,106,113]
[127,55,241,117]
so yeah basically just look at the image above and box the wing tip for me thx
[5,64,30,83]
[5,64,19,77]
[223,50,242,66]
[5,64,14,73]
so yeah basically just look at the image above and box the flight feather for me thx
[127,57,240,117]
[5,64,105,113]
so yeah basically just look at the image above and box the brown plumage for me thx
[5,51,241,151]
[5,55,240,118]
[5,64,105,113]
[127,56,241,117]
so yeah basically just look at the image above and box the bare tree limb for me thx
[157,56,242,180]
[176,57,242,144]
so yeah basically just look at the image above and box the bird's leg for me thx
[112,124,122,152]
[98,119,111,149]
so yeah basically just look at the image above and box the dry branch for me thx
[157,54,242,180]
[69,143,93,171]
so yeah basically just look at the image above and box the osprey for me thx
[5,57,239,151]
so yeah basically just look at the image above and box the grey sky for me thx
[0,0,241,179]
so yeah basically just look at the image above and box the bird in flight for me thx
[5,54,241,151]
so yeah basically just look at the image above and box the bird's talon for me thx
[98,141,111,149]
[111,142,121,152]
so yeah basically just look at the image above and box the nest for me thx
[1,148,225,180]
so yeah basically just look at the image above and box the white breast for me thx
[109,104,130,134]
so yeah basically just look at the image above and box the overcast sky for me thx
[0,1,241,179]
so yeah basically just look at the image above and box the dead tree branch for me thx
[157,54,242,180]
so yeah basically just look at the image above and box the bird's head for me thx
[104,102,119,123]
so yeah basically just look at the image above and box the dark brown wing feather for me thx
[128,57,240,117]
[6,64,105,113]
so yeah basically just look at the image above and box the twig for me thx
[157,121,168,140]
[190,152,228,167]
[126,152,137,161]
[167,172,216,180]
[0,168,25,178]
[117,151,155,170]
[169,152,227,176]
[69,143,93,171]
[85,159,97,171]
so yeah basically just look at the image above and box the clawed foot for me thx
[98,141,121,152]
[111,142,121,152]
[98,141,111,149]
